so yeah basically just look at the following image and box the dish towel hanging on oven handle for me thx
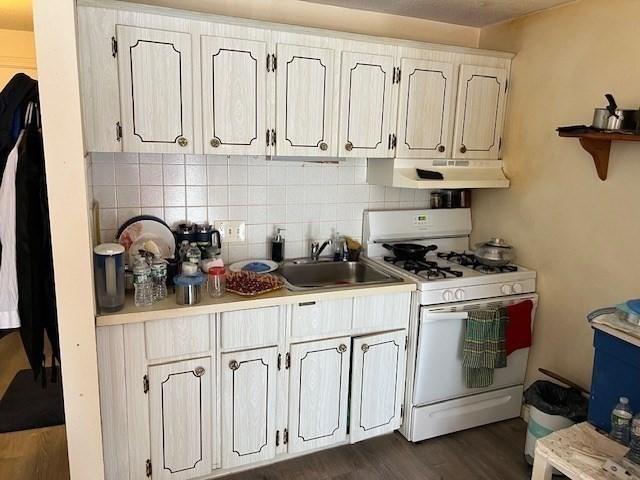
[462,306,508,388]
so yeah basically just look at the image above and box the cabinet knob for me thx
[229,360,240,370]
[438,145,445,153]
[210,138,221,148]
[345,141,353,152]
[337,344,347,353]
[459,145,467,154]
[361,344,369,353]
[319,142,328,151]
[178,137,188,147]
[194,366,206,377]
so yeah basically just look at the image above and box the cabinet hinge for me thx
[405,335,408,350]
[391,133,397,150]
[145,459,152,478]
[400,404,404,420]
[143,374,149,394]
[283,428,289,444]
[285,352,290,370]
[266,128,271,146]
[393,67,401,84]
[116,121,122,142]
[266,54,271,72]
[271,129,276,146]
[499,137,503,150]
[111,36,118,58]
[277,353,282,371]
[275,430,280,446]
[505,80,508,93]
[272,54,277,71]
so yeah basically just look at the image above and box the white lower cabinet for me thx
[220,347,278,468]
[350,330,407,443]
[288,337,351,453]
[148,357,213,480]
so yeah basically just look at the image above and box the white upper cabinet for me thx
[395,58,454,159]
[338,49,395,158]
[275,42,336,157]
[148,357,212,480]
[116,25,194,153]
[350,330,407,443]
[220,347,278,469]
[201,34,268,155]
[452,64,508,159]
[288,337,350,453]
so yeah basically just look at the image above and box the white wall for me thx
[0,28,37,88]
[91,153,431,260]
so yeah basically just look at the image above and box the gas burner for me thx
[438,251,518,273]
[384,256,463,280]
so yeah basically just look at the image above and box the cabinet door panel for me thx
[288,337,350,453]
[452,64,507,159]
[395,59,453,158]
[116,25,193,153]
[276,43,334,156]
[221,347,278,468]
[201,35,267,155]
[148,358,212,480]
[339,51,394,158]
[350,330,407,443]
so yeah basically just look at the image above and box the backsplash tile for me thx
[92,153,432,262]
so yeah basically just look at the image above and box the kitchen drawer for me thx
[145,315,211,360]
[353,293,411,331]
[291,298,353,338]
[220,307,280,350]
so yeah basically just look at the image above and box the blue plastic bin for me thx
[589,328,640,431]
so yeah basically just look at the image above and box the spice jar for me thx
[207,266,226,298]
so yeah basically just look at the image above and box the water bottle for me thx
[150,256,168,302]
[627,413,640,464]
[611,397,633,445]
[133,261,153,307]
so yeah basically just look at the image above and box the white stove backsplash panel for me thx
[90,153,433,263]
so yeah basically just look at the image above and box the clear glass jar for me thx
[207,267,226,298]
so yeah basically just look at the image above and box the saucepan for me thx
[382,243,437,261]
[592,94,640,132]
[474,238,515,267]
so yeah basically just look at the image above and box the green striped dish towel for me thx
[462,307,508,388]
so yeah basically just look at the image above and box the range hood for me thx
[367,158,510,189]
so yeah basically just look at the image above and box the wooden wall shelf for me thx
[558,130,640,180]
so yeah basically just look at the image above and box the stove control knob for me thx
[443,290,454,302]
[455,289,465,301]
[513,283,523,294]
[501,284,513,295]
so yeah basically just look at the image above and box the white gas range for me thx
[363,208,538,442]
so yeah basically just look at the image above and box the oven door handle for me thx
[420,311,469,324]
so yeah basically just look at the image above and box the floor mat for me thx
[0,368,64,432]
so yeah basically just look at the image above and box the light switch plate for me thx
[214,220,245,244]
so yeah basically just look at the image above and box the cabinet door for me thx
[350,330,407,443]
[338,51,395,158]
[221,347,278,468]
[288,337,350,453]
[395,58,453,159]
[275,43,335,156]
[116,25,193,153]
[201,35,267,155]
[148,358,212,480]
[452,64,507,159]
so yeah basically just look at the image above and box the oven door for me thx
[413,294,538,406]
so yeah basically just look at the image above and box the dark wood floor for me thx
[223,419,531,480]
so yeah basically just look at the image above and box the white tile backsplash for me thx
[92,154,432,262]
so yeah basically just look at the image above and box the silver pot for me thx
[474,238,515,267]
[592,94,640,132]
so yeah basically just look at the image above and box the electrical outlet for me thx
[214,220,246,244]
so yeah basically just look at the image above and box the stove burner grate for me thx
[384,256,463,280]
[437,251,518,273]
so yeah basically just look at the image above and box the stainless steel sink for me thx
[277,259,401,291]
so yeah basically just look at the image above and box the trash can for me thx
[523,380,588,465]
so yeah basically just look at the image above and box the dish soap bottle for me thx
[271,228,285,263]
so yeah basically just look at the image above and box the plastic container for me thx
[174,273,206,305]
[611,397,633,445]
[93,243,125,313]
[523,381,588,465]
[150,255,168,302]
[207,267,226,298]
[186,242,202,265]
[133,261,153,307]
[626,413,640,463]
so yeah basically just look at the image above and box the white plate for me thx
[229,259,279,274]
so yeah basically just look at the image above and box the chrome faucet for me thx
[310,239,332,261]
